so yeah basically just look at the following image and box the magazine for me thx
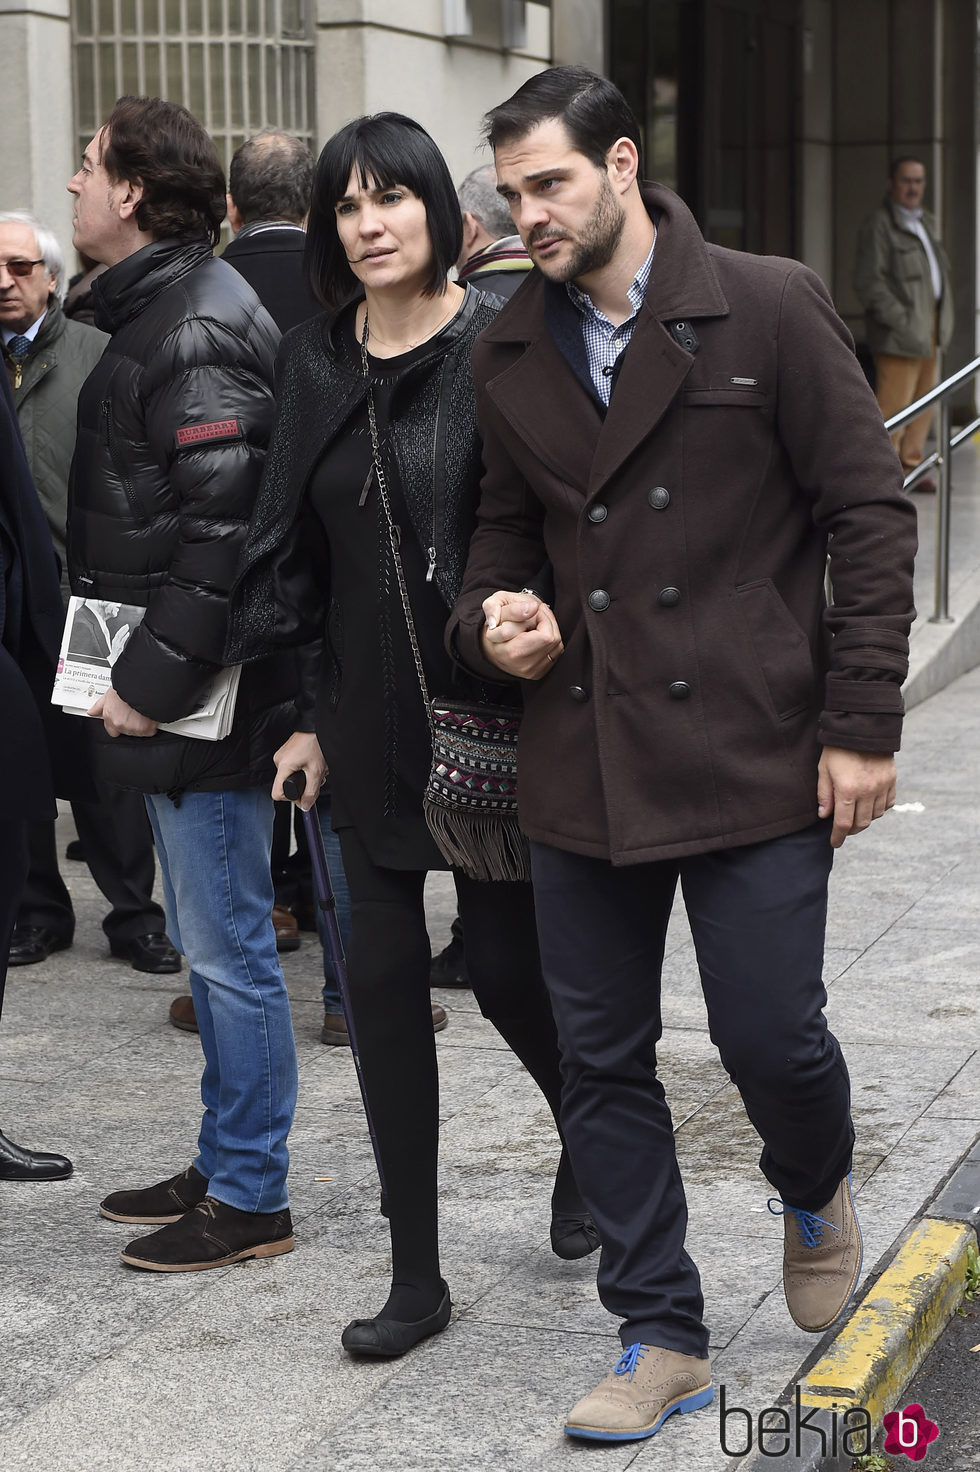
[51,597,241,742]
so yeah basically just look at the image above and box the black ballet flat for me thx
[550,1211,600,1261]
[341,1281,452,1358]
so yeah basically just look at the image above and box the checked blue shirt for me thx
[566,238,656,406]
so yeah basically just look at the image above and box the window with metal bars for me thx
[71,0,315,177]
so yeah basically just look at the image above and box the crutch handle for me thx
[282,771,306,802]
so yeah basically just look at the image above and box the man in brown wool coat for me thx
[449,65,917,1446]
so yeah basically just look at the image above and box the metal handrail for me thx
[884,353,980,623]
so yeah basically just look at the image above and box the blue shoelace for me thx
[614,1343,647,1381]
[767,1198,837,1248]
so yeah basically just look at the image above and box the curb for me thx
[731,1194,978,1471]
[800,1220,975,1425]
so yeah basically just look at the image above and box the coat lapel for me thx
[484,306,602,494]
[478,182,730,498]
[589,183,729,492]
[589,308,693,493]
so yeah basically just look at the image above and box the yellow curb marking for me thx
[799,1219,977,1428]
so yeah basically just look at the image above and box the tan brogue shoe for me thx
[564,1343,713,1443]
[770,1173,863,1332]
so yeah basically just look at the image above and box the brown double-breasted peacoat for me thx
[449,184,918,867]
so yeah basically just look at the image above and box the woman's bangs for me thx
[340,131,425,203]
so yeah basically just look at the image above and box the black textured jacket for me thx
[227,286,511,865]
[222,223,320,334]
[68,237,298,794]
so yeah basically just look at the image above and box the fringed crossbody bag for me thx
[361,312,530,883]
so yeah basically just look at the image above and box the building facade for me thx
[1,0,976,382]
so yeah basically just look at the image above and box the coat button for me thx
[587,503,608,523]
[668,681,692,700]
[647,486,670,509]
[569,685,589,702]
[588,589,610,612]
[658,586,681,607]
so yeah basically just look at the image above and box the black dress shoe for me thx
[429,933,470,989]
[341,1282,452,1358]
[550,1211,601,1261]
[0,1130,73,1181]
[109,933,181,974]
[120,1197,294,1271]
[65,838,87,862]
[7,925,72,966]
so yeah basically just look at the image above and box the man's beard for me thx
[530,175,627,283]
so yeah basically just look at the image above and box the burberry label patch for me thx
[175,419,241,447]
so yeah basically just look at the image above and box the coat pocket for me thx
[736,579,815,721]
[892,243,924,281]
[683,387,768,407]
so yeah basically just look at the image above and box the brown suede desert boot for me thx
[564,1343,713,1442]
[272,905,301,952]
[120,1196,294,1272]
[321,1003,448,1046]
[769,1173,863,1332]
[168,995,198,1032]
[100,1164,209,1223]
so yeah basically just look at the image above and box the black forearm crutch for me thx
[282,772,387,1205]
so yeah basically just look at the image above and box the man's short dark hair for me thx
[889,155,926,180]
[305,112,462,313]
[484,65,643,172]
[229,130,315,225]
[101,96,226,247]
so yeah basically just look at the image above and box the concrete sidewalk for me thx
[1,663,978,1472]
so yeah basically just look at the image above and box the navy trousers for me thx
[530,820,853,1357]
[19,786,164,944]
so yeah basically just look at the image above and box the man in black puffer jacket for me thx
[66,96,298,1272]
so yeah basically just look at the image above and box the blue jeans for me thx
[313,801,351,1014]
[145,789,298,1213]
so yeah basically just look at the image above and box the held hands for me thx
[272,731,328,812]
[817,746,897,848]
[89,687,159,738]
[481,591,564,681]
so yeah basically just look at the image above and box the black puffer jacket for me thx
[68,237,298,794]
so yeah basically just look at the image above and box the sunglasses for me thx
[0,258,43,278]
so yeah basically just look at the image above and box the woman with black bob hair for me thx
[227,113,595,1358]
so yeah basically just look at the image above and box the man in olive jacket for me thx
[66,96,297,1274]
[854,157,953,473]
[449,68,917,1445]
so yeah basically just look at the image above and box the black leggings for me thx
[338,825,572,1318]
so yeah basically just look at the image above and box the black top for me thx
[226,285,508,868]
[309,312,467,867]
